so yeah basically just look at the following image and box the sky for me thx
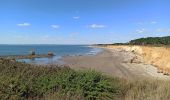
[0,0,170,44]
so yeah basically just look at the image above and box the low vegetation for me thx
[96,36,170,47]
[0,58,123,99]
[129,36,170,46]
[0,58,170,100]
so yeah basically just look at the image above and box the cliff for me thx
[106,45,170,75]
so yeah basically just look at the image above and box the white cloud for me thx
[14,35,25,39]
[151,21,157,24]
[137,21,158,25]
[137,22,145,25]
[13,35,29,39]
[88,24,106,29]
[17,23,31,27]
[41,35,50,41]
[69,32,79,38]
[136,28,147,34]
[40,35,63,42]
[156,28,170,32]
[43,35,50,38]
[73,16,80,19]
[51,25,60,29]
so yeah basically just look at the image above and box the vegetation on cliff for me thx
[96,36,170,47]
[129,36,170,45]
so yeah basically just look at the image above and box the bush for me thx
[0,59,123,99]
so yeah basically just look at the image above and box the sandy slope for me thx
[106,45,170,75]
[60,48,170,80]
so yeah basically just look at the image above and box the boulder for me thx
[48,52,54,56]
[30,50,36,55]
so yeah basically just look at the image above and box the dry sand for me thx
[106,45,170,74]
[59,47,170,80]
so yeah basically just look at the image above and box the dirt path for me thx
[60,48,170,80]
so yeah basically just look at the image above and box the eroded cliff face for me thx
[106,45,170,74]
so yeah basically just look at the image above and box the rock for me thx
[130,55,143,64]
[30,50,36,55]
[157,69,162,73]
[163,71,169,76]
[157,68,163,73]
[48,52,54,56]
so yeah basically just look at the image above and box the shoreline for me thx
[60,46,170,80]
[0,54,54,59]
[11,47,103,65]
[1,45,169,80]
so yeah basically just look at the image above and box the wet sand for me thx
[61,48,170,80]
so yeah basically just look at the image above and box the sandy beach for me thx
[60,47,170,80]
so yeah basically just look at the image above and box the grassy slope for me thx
[0,58,170,100]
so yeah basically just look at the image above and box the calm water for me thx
[0,45,102,64]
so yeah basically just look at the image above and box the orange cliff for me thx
[105,45,170,74]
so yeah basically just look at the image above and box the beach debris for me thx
[163,71,169,76]
[157,67,170,76]
[130,56,143,64]
[157,69,163,73]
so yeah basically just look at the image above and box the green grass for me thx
[0,58,170,100]
[124,80,170,100]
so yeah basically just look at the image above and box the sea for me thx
[0,45,102,64]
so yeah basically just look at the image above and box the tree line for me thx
[129,36,170,45]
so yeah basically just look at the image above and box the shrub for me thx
[0,59,123,99]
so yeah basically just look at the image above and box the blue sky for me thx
[0,0,170,44]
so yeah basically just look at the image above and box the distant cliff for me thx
[129,36,170,45]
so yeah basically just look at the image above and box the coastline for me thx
[0,45,102,64]
[60,46,170,80]
[0,54,54,59]
[1,45,169,80]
